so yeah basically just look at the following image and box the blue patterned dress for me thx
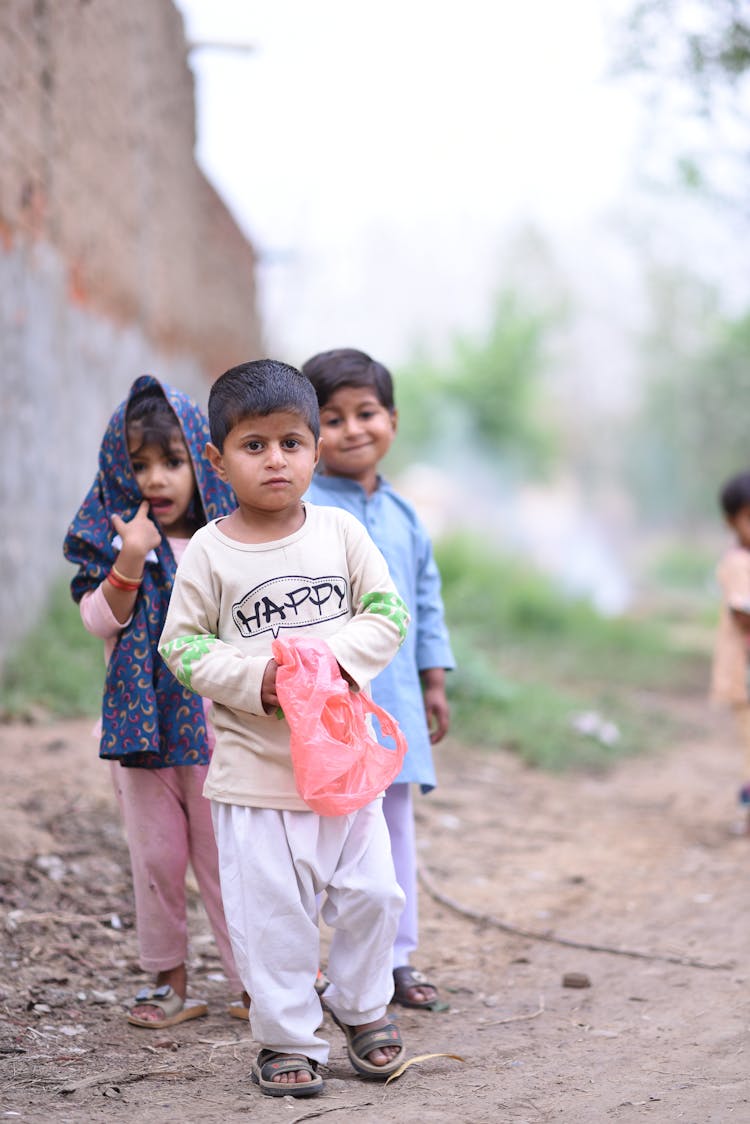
[63,375,235,768]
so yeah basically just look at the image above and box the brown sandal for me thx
[392,966,449,1011]
[251,1050,323,1098]
[327,1008,405,1080]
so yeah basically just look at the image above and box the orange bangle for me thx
[107,569,141,592]
[111,563,143,585]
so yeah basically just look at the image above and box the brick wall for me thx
[0,0,263,669]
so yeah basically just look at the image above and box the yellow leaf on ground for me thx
[385,1052,466,1085]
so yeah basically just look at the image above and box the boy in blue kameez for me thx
[303,348,455,1011]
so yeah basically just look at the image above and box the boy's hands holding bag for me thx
[272,636,407,816]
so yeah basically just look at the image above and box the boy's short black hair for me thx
[719,470,750,518]
[208,359,320,450]
[301,348,395,412]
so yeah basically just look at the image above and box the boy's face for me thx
[206,410,319,519]
[729,505,750,550]
[317,385,397,488]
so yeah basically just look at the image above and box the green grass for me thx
[0,577,104,718]
[2,541,712,773]
[436,535,709,770]
[645,542,715,593]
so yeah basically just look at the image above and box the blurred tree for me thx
[625,266,750,525]
[450,291,554,457]
[617,0,750,212]
[621,0,750,94]
[390,287,559,478]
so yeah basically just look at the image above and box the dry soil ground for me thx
[1,698,750,1123]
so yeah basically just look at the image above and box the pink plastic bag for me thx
[272,635,407,816]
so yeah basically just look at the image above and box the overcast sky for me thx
[171,1,750,608]
[173,0,651,365]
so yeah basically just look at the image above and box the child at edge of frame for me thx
[62,375,245,1029]
[302,346,455,1012]
[711,469,750,834]
[158,359,411,1098]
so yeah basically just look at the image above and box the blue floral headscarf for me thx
[63,375,235,768]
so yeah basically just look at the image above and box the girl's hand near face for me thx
[103,501,161,625]
[111,500,162,570]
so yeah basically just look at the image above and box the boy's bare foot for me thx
[130,964,187,1024]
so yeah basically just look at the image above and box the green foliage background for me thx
[436,535,707,770]
[0,254,717,772]
[0,539,709,774]
[624,271,750,526]
[386,288,558,478]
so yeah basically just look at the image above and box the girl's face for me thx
[128,428,197,537]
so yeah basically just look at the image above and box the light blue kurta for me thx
[305,475,455,791]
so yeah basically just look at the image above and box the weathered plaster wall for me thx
[0,0,263,668]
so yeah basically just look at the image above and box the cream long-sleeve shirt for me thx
[159,503,409,810]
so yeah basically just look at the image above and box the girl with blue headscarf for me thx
[64,375,244,1028]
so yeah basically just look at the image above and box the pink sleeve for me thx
[80,537,188,640]
[82,540,213,747]
[80,585,133,640]
[80,560,214,750]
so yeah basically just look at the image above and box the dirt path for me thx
[1,701,749,1123]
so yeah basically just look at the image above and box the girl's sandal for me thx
[127,984,208,1028]
[227,1000,250,1020]
[315,968,330,996]
[251,1050,323,1098]
[227,988,252,1019]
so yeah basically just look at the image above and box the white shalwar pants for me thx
[212,799,404,1064]
[382,782,419,969]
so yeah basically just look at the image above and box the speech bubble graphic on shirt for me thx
[232,575,350,639]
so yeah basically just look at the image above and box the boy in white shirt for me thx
[160,359,409,1097]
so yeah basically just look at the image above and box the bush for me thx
[0,577,103,718]
[436,535,708,769]
[1,543,710,774]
